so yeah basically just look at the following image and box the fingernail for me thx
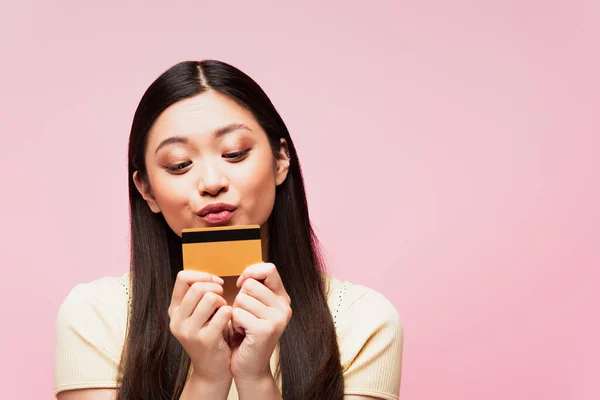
[236,275,242,287]
[213,275,224,284]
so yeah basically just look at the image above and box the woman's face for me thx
[134,91,290,237]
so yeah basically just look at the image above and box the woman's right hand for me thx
[168,270,233,386]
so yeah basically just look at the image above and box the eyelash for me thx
[165,150,249,172]
[167,161,192,172]
[223,150,249,160]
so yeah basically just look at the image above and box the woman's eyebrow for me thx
[213,123,253,138]
[154,123,253,155]
[155,136,188,154]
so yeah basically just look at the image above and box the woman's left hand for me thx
[229,262,292,382]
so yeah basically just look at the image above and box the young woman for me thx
[54,60,403,400]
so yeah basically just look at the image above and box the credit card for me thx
[181,225,262,277]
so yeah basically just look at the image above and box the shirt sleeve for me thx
[336,284,404,400]
[54,278,127,395]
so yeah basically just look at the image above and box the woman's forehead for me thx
[148,91,261,142]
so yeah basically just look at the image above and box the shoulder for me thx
[324,274,402,332]
[323,275,404,399]
[61,272,130,299]
[54,272,130,395]
[56,271,130,333]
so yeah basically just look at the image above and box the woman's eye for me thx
[166,161,192,172]
[223,150,249,160]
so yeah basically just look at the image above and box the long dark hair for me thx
[118,60,344,400]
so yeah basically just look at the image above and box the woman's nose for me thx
[197,162,229,196]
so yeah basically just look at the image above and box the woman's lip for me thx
[200,210,234,224]
[197,202,237,217]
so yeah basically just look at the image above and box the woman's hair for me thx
[119,60,344,400]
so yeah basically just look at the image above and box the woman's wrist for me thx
[234,372,282,400]
[180,371,232,400]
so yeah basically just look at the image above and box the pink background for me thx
[1,1,598,399]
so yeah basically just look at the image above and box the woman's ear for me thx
[133,171,161,213]
[275,138,291,186]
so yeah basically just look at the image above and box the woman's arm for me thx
[179,372,231,400]
[228,263,291,400]
[235,375,282,400]
[56,389,116,400]
[55,374,231,400]
[54,385,386,399]
[55,381,233,400]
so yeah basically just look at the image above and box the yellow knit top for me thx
[54,272,403,399]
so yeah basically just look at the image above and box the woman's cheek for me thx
[155,175,193,210]
[252,183,277,225]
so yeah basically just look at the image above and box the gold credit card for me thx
[181,225,263,277]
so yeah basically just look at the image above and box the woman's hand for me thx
[229,263,292,383]
[168,270,233,387]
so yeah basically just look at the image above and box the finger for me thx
[232,306,262,335]
[171,270,224,311]
[205,305,233,335]
[233,291,273,320]
[237,263,287,297]
[177,282,223,320]
[239,278,281,308]
[186,292,227,332]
